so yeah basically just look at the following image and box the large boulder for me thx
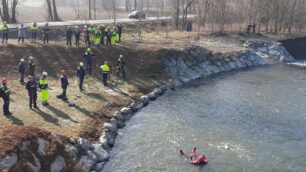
[130,101,144,112]
[64,144,79,160]
[153,88,162,96]
[103,123,117,134]
[74,153,97,172]
[50,156,66,172]
[109,118,118,128]
[160,85,167,94]
[99,130,115,149]
[120,107,132,116]
[120,107,133,120]
[78,138,94,151]
[0,153,18,171]
[37,138,48,156]
[147,91,158,100]
[92,162,106,172]
[113,111,124,121]
[92,144,109,162]
[25,152,41,172]
[112,112,125,128]
[21,140,31,151]
[140,95,149,106]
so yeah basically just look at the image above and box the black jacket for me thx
[117,58,125,69]
[74,30,81,38]
[0,85,10,100]
[83,52,95,65]
[19,62,26,74]
[66,29,73,38]
[117,25,123,34]
[25,80,38,95]
[77,67,86,79]
[28,61,35,73]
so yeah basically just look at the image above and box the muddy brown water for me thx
[103,64,306,172]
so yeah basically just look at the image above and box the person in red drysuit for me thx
[180,147,208,165]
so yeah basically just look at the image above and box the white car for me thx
[128,11,146,19]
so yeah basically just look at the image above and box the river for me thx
[103,64,306,172]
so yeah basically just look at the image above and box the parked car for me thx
[128,11,146,19]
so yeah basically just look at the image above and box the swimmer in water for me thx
[180,147,208,165]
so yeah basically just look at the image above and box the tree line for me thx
[1,0,306,35]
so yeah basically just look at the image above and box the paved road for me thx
[7,15,195,29]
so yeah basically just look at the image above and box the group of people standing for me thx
[81,24,123,47]
[0,22,123,47]
[0,22,51,44]
[0,50,126,116]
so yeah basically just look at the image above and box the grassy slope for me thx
[0,39,166,140]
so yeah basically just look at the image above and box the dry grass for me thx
[0,37,166,141]
[0,76,135,137]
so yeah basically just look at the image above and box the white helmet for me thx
[120,54,123,58]
[20,58,25,62]
[42,72,48,76]
[80,62,84,66]
[29,56,34,60]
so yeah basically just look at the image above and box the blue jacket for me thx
[77,67,86,79]
[60,75,69,88]
[83,52,95,65]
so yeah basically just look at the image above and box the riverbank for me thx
[0,32,296,171]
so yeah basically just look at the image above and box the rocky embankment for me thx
[0,41,294,172]
[163,42,294,85]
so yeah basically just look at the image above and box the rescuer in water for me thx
[180,147,208,165]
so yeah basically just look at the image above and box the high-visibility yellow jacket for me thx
[31,26,39,31]
[0,25,8,31]
[100,64,110,72]
[39,78,48,90]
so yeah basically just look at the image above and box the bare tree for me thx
[113,0,117,23]
[181,0,194,29]
[134,0,137,10]
[45,0,60,21]
[88,0,92,19]
[0,0,22,23]
[93,0,96,19]
[197,0,212,39]
[288,0,298,33]
[125,0,131,12]
[52,0,59,21]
